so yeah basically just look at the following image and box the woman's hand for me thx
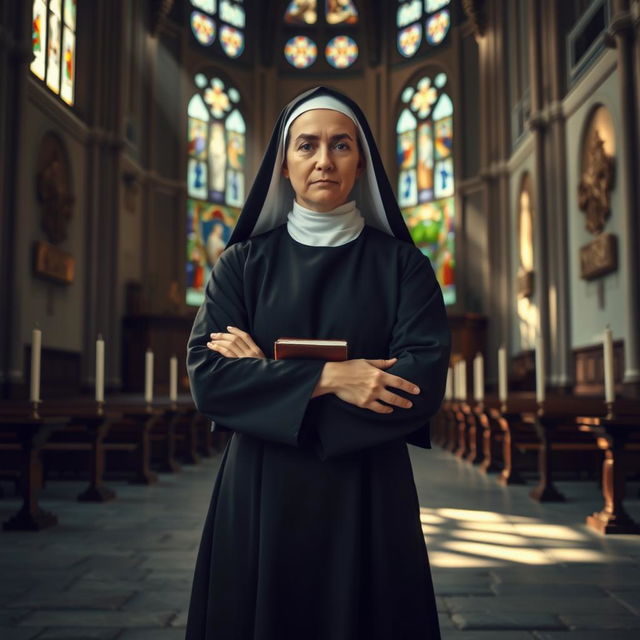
[206,326,266,359]
[312,358,420,414]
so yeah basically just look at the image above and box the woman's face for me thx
[282,109,363,212]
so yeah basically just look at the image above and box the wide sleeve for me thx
[311,248,451,459]
[187,245,325,447]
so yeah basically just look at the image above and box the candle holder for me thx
[605,400,615,420]
[537,399,546,417]
[31,400,41,419]
[96,401,105,416]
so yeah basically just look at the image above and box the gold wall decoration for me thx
[577,106,615,236]
[577,106,617,280]
[34,132,75,284]
[517,173,534,298]
[577,129,615,235]
[580,232,618,280]
[462,0,488,39]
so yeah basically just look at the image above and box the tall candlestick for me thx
[473,353,484,402]
[95,335,105,403]
[535,335,545,404]
[170,355,178,403]
[603,326,614,403]
[498,346,508,403]
[30,328,42,403]
[144,349,154,404]
[454,361,461,399]
[459,359,467,401]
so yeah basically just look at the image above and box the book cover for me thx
[274,338,348,361]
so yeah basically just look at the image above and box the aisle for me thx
[0,445,638,639]
[411,446,640,638]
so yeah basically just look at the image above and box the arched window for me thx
[186,74,246,306]
[396,0,451,59]
[396,71,456,305]
[31,0,77,105]
[283,1,360,70]
[189,0,246,59]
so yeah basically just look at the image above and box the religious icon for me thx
[31,0,47,80]
[435,117,452,159]
[46,12,61,93]
[226,170,244,207]
[325,0,358,25]
[189,118,208,160]
[226,131,245,170]
[434,158,454,199]
[209,123,226,195]
[188,159,208,200]
[285,0,317,24]
[417,123,434,200]
[398,169,418,207]
[397,130,417,170]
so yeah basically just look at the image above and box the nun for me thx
[185,86,450,640]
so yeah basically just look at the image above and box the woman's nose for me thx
[315,145,334,170]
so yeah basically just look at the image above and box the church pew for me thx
[0,415,69,531]
[576,413,640,534]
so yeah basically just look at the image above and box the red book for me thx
[274,338,348,361]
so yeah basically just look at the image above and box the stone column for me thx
[83,0,125,390]
[527,0,551,394]
[610,0,640,394]
[0,3,33,396]
[542,0,572,391]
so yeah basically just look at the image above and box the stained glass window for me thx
[186,75,246,306]
[396,0,451,58]
[283,0,359,70]
[285,35,318,69]
[397,73,456,305]
[31,0,77,106]
[325,35,358,68]
[189,0,246,59]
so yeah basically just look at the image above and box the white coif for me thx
[287,199,364,247]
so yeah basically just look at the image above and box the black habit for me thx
[185,87,450,640]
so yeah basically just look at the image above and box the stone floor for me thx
[1,445,639,640]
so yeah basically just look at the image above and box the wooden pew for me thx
[0,415,68,531]
[576,412,640,534]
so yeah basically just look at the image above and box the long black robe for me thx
[185,223,449,640]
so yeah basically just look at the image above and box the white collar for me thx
[286,199,364,247]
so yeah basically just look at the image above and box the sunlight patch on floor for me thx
[420,506,612,568]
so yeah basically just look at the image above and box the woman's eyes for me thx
[297,142,351,152]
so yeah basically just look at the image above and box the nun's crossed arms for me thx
[205,327,420,415]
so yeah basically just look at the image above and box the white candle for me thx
[30,328,42,403]
[144,349,154,404]
[474,353,484,402]
[459,359,467,401]
[170,355,178,403]
[95,335,105,403]
[498,346,508,403]
[603,326,614,403]
[535,335,545,404]
[453,361,460,399]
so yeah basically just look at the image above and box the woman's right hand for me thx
[312,358,420,414]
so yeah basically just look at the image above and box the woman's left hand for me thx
[206,326,266,359]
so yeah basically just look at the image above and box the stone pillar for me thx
[0,3,33,396]
[542,0,572,390]
[83,0,125,390]
[610,0,640,394]
[527,0,551,393]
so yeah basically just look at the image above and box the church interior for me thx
[1,0,640,638]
